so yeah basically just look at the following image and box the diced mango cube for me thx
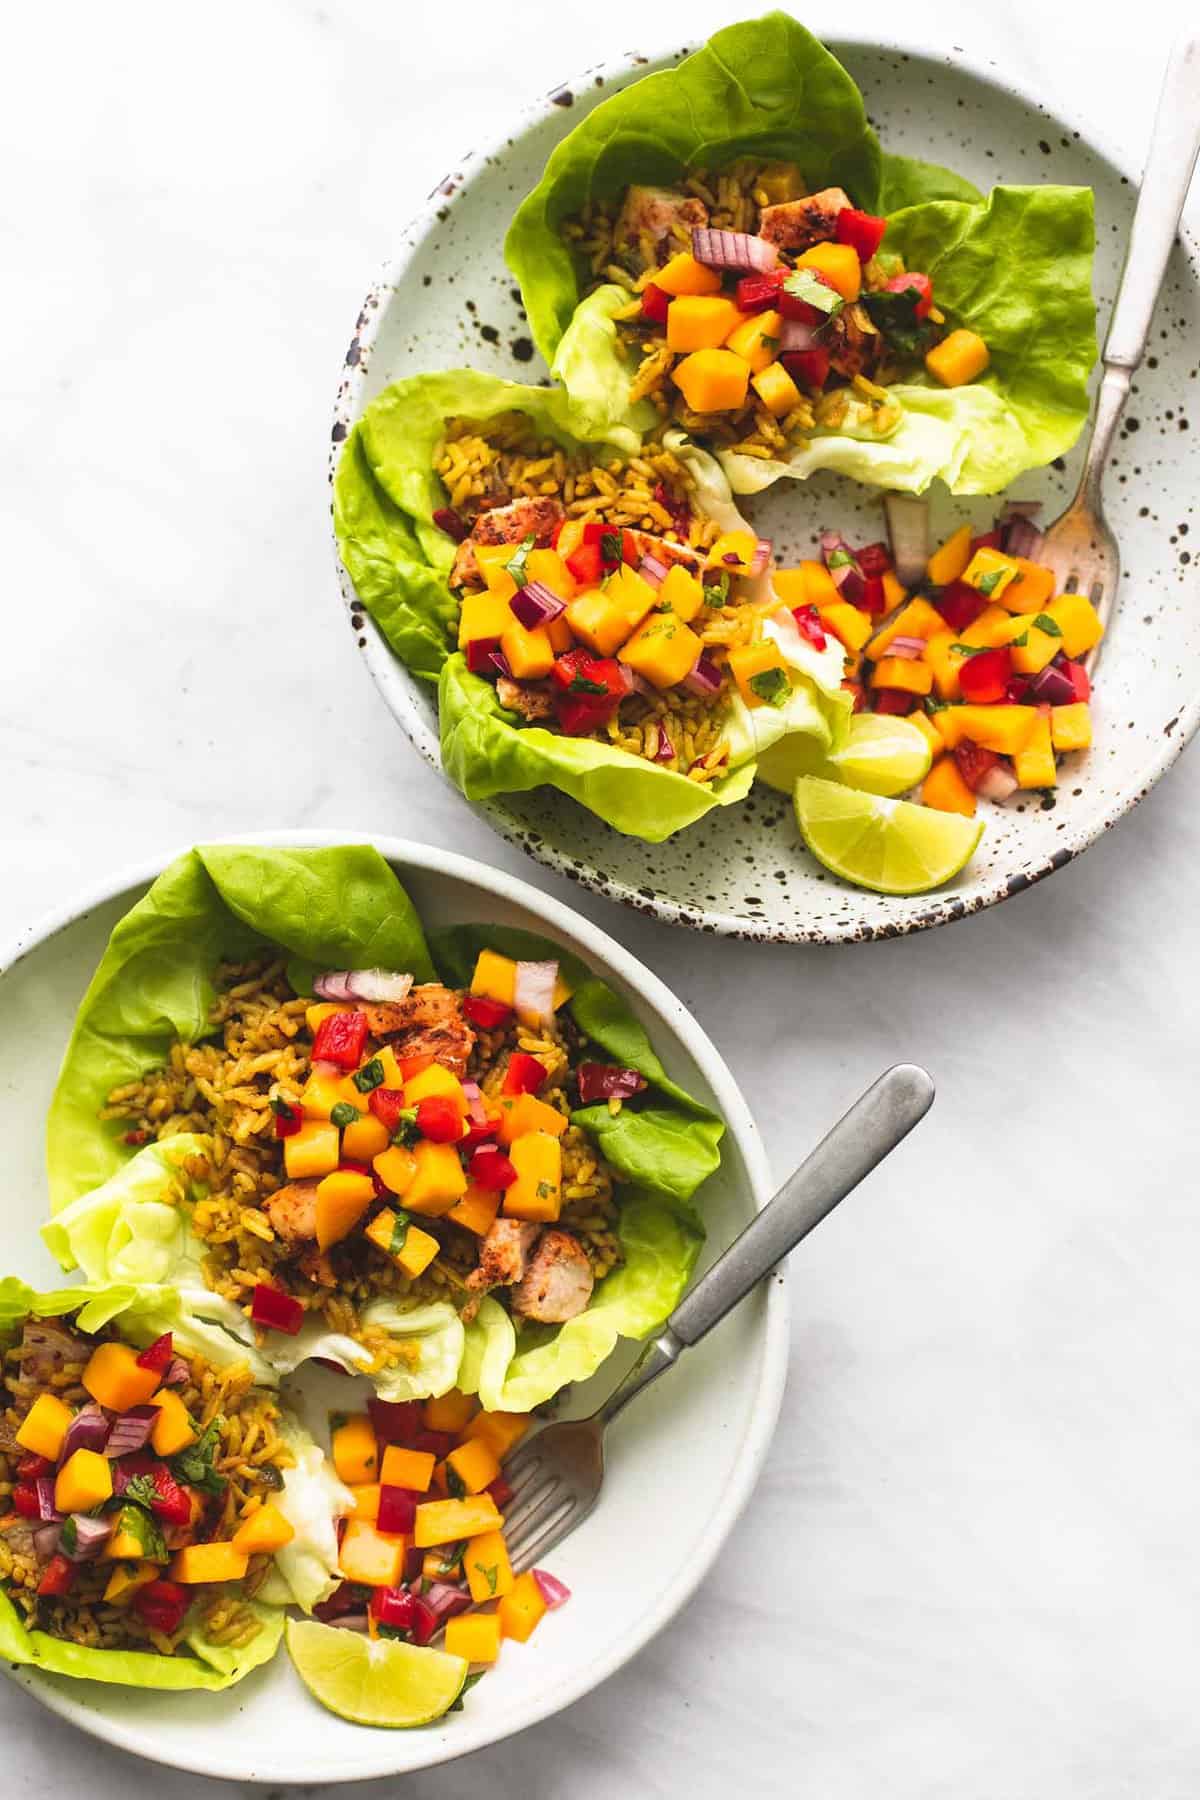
[403,1064,466,1110]
[394,1222,439,1279]
[404,1140,467,1216]
[960,604,1018,648]
[458,589,516,647]
[727,641,789,709]
[464,1410,530,1459]
[794,241,861,301]
[672,348,750,413]
[751,360,802,418]
[961,548,1020,602]
[424,1390,478,1436]
[1007,619,1061,677]
[925,328,989,386]
[446,1436,501,1497]
[445,1611,503,1664]
[871,657,932,696]
[380,1444,436,1492]
[332,1414,378,1485]
[496,1093,567,1145]
[55,1447,113,1514]
[315,1168,376,1250]
[606,564,660,634]
[923,632,963,703]
[15,1392,73,1462]
[653,252,722,297]
[232,1502,295,1556]
[151,1390,197,1459]
[341,1112,391,1162]
[301,1068,364,1122]
[525,548,576,600]
[346,1483,381,1522]
[666,294,742,353]
[502,1132,563,1223]
[103,1560,159,1603]
[1050,702,1092,752]
[818,600,872,655]
[284,1118,340,1180]
[470,950,515,1006]
[935,705,1038,756]
[908,708,944,758]
[566,590,633,656]
[463,1528,515,1604]
[372,1146,417,1198]
[171,1541,250,1584]
[926,524,973,588]
[498,1569,548,1642]
[1043,592,1104,658]
[338,1519,405,1588]
[447,1182,502,1236]
[82,1341,160,1412]
[501,619,555,681]
[1013,714,1057,789]
[724,307,783,373]
[413,1494,503,1548]
[659,563,704,623]
[921,757,976,817]
[998,557,1056,615]
[618,610,702,691]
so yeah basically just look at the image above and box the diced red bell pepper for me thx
[859,574,887,615]
[954,742,1001,792]
[405,1429,455,1461]
[935,581,986,632]
[470,1146,518,1193]
[37,1555,74,1598]
[841,678,866,713]
[432,507,468,543]
[133,1579,190,1635]
[564,541,603,587]
[143,1463,192,1525]
[368,1087,413,1132]
[957,647,1013,705]
[885,271,933,319]
[502,1052,547,1095]
[781,347,831,391]
[1059,658,1091,702]
[123,1128,151,1146]
[551,648,625,698]
[556,692,620,736]
[486,1475,514,1511]
[11,1482,39,1519]
[735,269,786,313]
[466,637,504,677]
[836,207,888,262]
[367,1397,424,1446]
[415,1095,463,1144]
[409,1594,439,1647]
[462,995,513,1030]
[620,527,642,569]
[792,604,827,651]
[250,1283,305,1337]
[370,1584,416,1631]
[376,1486,419,1536]
[136,1332,174,1373]
[641,281,670,324]
[16,1453,53,1480]
[970,529,1001,554]
[312,1010,369,1071]
[856,541,893,578]
[872,690,914,716]
[273,1101,303,1139]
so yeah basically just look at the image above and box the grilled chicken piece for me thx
[466,1219,542,1293]
[263,1180,319,1247]
[615,185,709,268]
[826,304,882,382]
[19,1319,91,1386]
[511,1230,594,1324]
[619,527,703,571]
[298,1247,338,1288]
[497,676,555,722]
[450,495,565,588]
[358,983,476,1078]
[758,187,850,252]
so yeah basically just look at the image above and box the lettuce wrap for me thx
[0,1278,350,1688]
[335,369,850,840]
[506,13,1096,497]
[42,845,725,1412]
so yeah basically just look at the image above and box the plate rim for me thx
[0,828,785,1782]
[328,30,1200,945]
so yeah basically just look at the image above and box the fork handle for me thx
[1102,35,1200,371]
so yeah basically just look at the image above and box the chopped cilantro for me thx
[748,667,791,707]
[330,1101,360,1129]
[353,1058,384,1093]
[450,1670,487,1712]
[950,642,999,657]
[782,269,843,318]
[600,531,623,566]
[436,1542,466,1574]
[390,1108,419,1147]
[975,568,1007,598]
[504,534,536,589]
[536,1180,555,1200]
[859,286,938,358]
[568,672,608,695]
[703,570,730,608]
[826,548,856,570]
[445,1464,467,1500]
[269,1096,297,1118]
[472,1559,499,1597]
[389,1210,412,1256]
[170,1415,226,1497]
[1034,613,1063,636]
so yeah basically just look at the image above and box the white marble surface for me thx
[3,2,1200,1794]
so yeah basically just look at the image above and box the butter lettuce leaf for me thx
[505,12,882,364]
[878,153,983,211]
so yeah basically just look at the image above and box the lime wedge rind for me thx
[758,713,932,799]
[793,776,983,896]
[286,1618,468,1729]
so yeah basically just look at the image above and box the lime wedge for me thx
[759,713,932,799]
[286,1618,468,1728]
[794,776,983,895]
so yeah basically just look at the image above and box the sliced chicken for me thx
[619,527,703,571]
[615,185,709,267]
[497,676,555,722]
[357,983,476,1078]
[450,495,565,588]
[263,1180,319,1247]
[511,1230,594,1324]
[827,304,882,381]
[758,187,850,252]
[298,1247,338,1288]
[466,1219,541,1294]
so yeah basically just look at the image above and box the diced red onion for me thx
[820,530,850,562]
[509,581,566,631]
[34,1478,63,1523]
[683,652,724,697]
[513,960,559,1029]
[691,227,778,273]
[999,513,1045,560]
[62,1404,111,1460]
[749,538,772,578]
[884,494,930,587]
[627,670,656,701]
[977,764,1019,802]
[32,1523,62,1559]
[162,1356,190,1388]
[638,554,669,589]
[577,1063,649,1104]
[835,565,866,606]
[315,969,415,1004]
[886,635,927,661]
[423,1581,473,1623]
[532,1568,571,1609]
[460,1080,489,1128]
[332,1613,371,1633]
[654,725,675,764]
[104,1406,159,1459]
[1029,663,1077,706]
[63,1513,113,1562]
[779,317,819,354]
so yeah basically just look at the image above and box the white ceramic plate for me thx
[0,833,780,1782]
[332,32,1200,943]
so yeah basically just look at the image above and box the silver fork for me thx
[500,1063,935,1573]
[1038,35,1200,669]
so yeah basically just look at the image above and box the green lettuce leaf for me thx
[553,288,661,446]
[267,1416,355,1613]
[47,845,435,1215]
[878,153,983,211]
[505,12,882,364]
[0,1280,306,1689]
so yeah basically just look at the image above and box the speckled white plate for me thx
[0,833,780,1782]
[332,34,1200,942]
